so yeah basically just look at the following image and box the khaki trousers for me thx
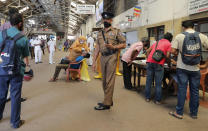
[100,53,117,105]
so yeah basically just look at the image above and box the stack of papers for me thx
[133,60,147,65]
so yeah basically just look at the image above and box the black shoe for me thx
[125,87,132,90]
[39,61,43,63]
[35,62,38,64]
[190,113,198,119]
[97,102,113,106]
[94,104,110,110]
[11,120,25,129]
[6,98,11,102]
[21,97,27,102]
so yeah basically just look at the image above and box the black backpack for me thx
[181,32,202,65]
[0,30,24,75]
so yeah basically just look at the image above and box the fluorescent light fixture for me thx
[69,20,77,23]
[71,1,77,7]
[71,8,76,13]
[69,15,78,20]
[67,35,76,40]
[69,19,77,23]
[69,20,77,24]
[69,22,77,26]
[69,25,76,28]
[78,0,85,4]
[0,0,6,2]
[28,19,35,25]
[19,6,29,13]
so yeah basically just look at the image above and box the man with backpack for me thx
[0,13,29,128]
[0,8,28,103]
[145,32,173,104]
[169,21,208,119]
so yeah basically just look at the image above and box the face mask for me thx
[79,40,84,44]
[104,21,111,28]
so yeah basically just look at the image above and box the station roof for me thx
[0,0,97,34]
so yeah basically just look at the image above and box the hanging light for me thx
[0,0,7,2]
[78,0,85,4]
[71,1,77,7]
[19,6,29,13]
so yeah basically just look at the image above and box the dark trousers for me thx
[29,47,34,59]
[53,64,68,79]
[41,48,45,55]
[176,68,200,116]
[145,63,164,101]
[0,75,23,127]
[122,61,132,89]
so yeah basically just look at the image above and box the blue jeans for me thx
[0,75,23,127]
[145,63,164,101]
[176,68,200,116]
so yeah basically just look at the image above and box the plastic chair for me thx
[66,59,84,82]
[186,68,208,100]
[200,68,208,100]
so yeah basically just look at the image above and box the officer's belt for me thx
[101,50,117,56]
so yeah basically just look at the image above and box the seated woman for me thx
[49,53,90,82]
[49,36,89,82]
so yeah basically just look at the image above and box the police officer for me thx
[93,12,126,110]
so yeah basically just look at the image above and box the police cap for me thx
[101,12,114,19]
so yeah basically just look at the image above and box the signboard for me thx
[96,1,103,24]
[77,4,95,14]
[189,0,208,15]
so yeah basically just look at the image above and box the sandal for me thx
[169,111,183,119]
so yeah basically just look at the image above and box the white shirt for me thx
[32,39,41,49]
[48,40,56,51]
[87,37,94,51]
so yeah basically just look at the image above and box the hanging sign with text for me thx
[77,4,95,14]
[189,0,208,15]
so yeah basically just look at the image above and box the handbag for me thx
[152,41,165,62]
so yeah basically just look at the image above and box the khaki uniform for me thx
[96,27,126,105]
